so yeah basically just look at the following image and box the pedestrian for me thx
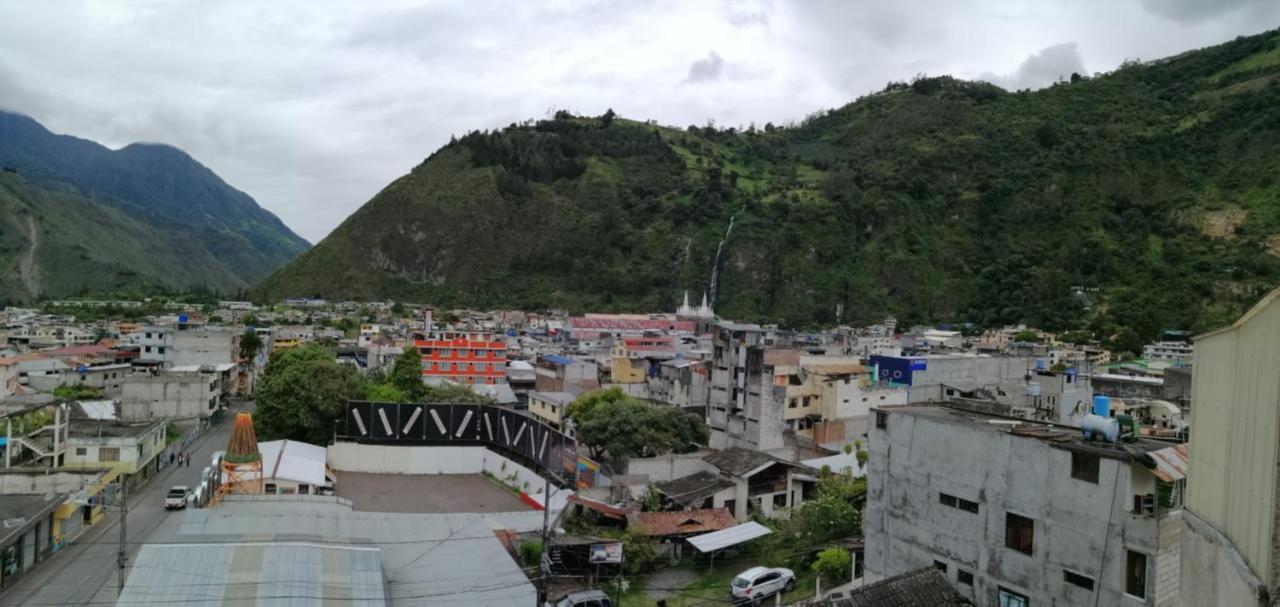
[186,453,191,467]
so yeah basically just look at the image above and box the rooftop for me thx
[67,419,160,439]
[827,567,974,607]
[655,471,736,506]
[703,447,797,477]
[879,404,1187,467]
[627,508,736,537]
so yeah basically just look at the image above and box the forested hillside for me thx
[0,112,308,300]
[257,30,1280,342]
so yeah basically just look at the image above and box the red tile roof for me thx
[568,494,631,520]
[627,508,737,537]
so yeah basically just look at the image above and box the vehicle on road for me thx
[731,566,795,603]
[548,589,613,607]
[165,486,190,510]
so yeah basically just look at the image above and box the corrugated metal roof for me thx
[149,499,539,606]
[118,540,387,606]
[687,522,772,553]
[1149,443,1189,482]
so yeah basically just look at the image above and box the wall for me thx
[1186,289,1280,587]
[170,330,237,368]
[623,452,715,483]
[1180,509,1268,607]
[121,372,218,421]
[865,409,1178,606]
[908,356,1032,403]
[0,470,104,494]
[326,442,570,511]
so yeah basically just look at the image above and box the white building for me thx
[1142,341,1192,366]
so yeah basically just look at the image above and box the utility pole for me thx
[117,477,128,597]
[538,474,551,607]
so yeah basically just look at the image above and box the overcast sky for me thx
[0,1,1276,243]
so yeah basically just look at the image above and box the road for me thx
[0,403,249,606]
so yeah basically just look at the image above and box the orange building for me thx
[417,331,507,385]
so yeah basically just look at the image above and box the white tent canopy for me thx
[688,522,772,553]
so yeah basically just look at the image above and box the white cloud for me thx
[0,0,1274,242]
[983,42,1086,91]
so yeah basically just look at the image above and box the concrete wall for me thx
[865,409,1178,606]
[0,470,104,494]
[1180,509,1268,607]
[622,452,715,483]
[326,443,571,511]
[1187,289,1280,587]
[908,356,1032,403]
[120,372,218,421]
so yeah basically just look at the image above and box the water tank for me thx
[1092,395,1111,417]
[1035,359,1047,370]
[1082,413,1120,443]
[1026,382,1042,397]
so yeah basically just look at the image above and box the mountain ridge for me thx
[257,29,1280,340]
[0,111,309,300]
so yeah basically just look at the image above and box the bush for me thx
[811,547,851,587]
[518,540,543,567]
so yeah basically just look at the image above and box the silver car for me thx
[731,566,796,603]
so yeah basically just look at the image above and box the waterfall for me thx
[708,211,739,309]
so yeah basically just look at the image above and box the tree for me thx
[255,345,365,444]
[1014,329,1041,343]
[569,389,707,458]
[811,547,851,587]
[601,108,617,128]
[239,328,263,363]
[388,345,426,401]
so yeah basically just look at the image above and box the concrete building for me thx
[1142,341,1193,366]
[647,358,709,410]
[120,368,221,422]
[706,323,792,452]
[866,404,1186,606]
[64,418,166,482]
[633,448,811,522]
[417,330,507,385]
[527,391,575,431]
[610,337,676,384]
[534,354,597,393]
[1180,287,1280,605]
[0,493,63,590]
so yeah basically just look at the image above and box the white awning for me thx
[687,522,772,553]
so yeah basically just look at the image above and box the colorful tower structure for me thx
[218,412,263,499]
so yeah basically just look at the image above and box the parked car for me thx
[731,566,795,603]
[548,589,613,607]
[164,486,190,510]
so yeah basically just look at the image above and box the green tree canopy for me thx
[255,344,365,444]
[811,547,852,587]
[239,328,263,363]
[569,389,707,458]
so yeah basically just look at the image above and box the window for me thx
[1126,550,1147,598]
[788,398,797,409]
[957,570,973,585]
[957,498,980,514]
[144,346,152,353]
[99,447,120,462]
[439,362,451,371]
[1005,513,1034,555]
[1071,452,1099,483]
[875,410,888,429]
[940,493,958,508]
[1064,570,1094,590]
[998,587,1029,607]
[773,493,787,508]
[933,560,948,573]
[75,447,87,456]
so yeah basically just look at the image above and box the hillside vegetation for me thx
[257,30,1280,341]
[0,112,308,300]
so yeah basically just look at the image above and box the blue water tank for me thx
[179,314,189,323]
[1093,395,1111,417]
[1035,359,1047,370]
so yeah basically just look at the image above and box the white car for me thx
[731,566,795,603]
[164,486,190,510]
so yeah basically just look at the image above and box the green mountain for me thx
[257,30,1280,341]
[0,111,308,300]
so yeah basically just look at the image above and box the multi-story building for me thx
[865,404,1186,606]
[417,330,507,385]
[534,354,598,393]
[121,368,222,422]
[706,323,793,452]
[610,337,677,384]
[527,391,575,431]
[1142,341,1193,366]
[1180,287,1280,605]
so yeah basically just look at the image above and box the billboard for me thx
[589,542,624,564]
[870,355,927,386]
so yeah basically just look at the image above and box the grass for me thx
[620,561,820,607]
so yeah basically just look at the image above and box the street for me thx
[0,403,249,606]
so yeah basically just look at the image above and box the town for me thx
[0,286,1258,606]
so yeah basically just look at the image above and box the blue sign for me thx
[871,355,926,385]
